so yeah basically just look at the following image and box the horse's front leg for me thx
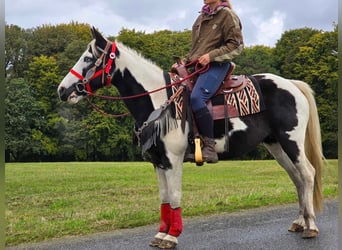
[150,125,188,248]
[150,164,183,249]
[149,167,172,247]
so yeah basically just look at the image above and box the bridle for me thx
[66,40,210,118]
[65,40,130,118]
[70,41,117,95]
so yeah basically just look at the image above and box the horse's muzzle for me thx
[58,82,87,102]
[58,86,69,101]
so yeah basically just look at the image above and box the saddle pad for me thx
[167,74,265,120]
[213,76,264,118]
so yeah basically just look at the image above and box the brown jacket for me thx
[186,6,244,63]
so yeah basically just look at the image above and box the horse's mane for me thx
[90,39,162,73]
[116,41,163,72]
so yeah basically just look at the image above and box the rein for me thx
[84,67,203,117]
[71,40,209,117]
[86,62,208,118]
[86,97,130,118]
[86,61,209,101]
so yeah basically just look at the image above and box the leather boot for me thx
[202,136,218,163]
[184,153,195,162]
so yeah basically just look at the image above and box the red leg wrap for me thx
[159,203,171,233]
[168,207,183,237]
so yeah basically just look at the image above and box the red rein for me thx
[86,60,209,101]
[69,41,209,117]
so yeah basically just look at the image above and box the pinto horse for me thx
[58,27,323,249]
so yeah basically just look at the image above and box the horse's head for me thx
[58,27,119,103]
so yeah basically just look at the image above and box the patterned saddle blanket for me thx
[168,74,265,120]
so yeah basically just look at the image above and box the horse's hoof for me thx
[302,229,319,239]
[158,239,177,249]
[149,237,163,247]
[288,223,304,232]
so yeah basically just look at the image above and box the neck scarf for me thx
[201,2,229,15]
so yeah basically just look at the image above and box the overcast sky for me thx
[5,0,338,47]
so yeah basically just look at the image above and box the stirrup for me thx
[194,137,203,166]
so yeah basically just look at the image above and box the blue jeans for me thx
[191,62,231,112]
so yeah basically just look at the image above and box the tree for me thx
[24,55,62,160]
[55,102,92,161]
[5,78,42,161]
[26,22,92,58]
[234,45,279,75]
[81,87,141,161]
[117,29,192,70]
[5,24,29,78]
[273,28,320,78]
[291,26,338,158]
[57,39,90,75]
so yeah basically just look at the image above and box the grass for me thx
[5,160,338,246]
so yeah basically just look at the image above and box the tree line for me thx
[5,22,338,162]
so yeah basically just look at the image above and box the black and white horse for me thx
[58,28,323,249]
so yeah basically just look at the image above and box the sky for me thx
[5,0,338,47]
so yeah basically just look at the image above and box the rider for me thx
[184,0,244,163]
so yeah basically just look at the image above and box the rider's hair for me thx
[221,0,233,9]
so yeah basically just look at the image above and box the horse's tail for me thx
[291,80,323,212]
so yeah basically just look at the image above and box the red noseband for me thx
[69,41,117,94]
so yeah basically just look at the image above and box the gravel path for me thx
[8,199,338,250]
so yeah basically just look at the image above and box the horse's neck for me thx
[112,43,169,125]
[115,43,168,108]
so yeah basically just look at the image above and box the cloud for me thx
[5,0,337,47]
[252,11,286,46]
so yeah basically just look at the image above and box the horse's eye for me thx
[84,56,93,63]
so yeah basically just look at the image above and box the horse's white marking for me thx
[160,122,188,208]
[229,117,248,134]
[163,234,178,244]
[254,73,298,92]
[163,121,189,156]
[115,42,168,109]
[154,232,167,240]
[215,117,248,153]
[257,74,310,144]
[58,44,95,103]
[255,73,308,110]
[73,45,94,75]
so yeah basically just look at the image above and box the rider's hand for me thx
[198,54,210,66]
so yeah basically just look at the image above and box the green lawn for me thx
[5,160,338,246]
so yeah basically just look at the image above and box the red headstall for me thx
[69,41,117,93]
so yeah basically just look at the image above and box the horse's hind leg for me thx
[291,153,318,239]
[264,142,318,238]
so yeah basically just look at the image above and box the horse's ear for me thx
[91,26,97,39]
[90,26,107,49]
